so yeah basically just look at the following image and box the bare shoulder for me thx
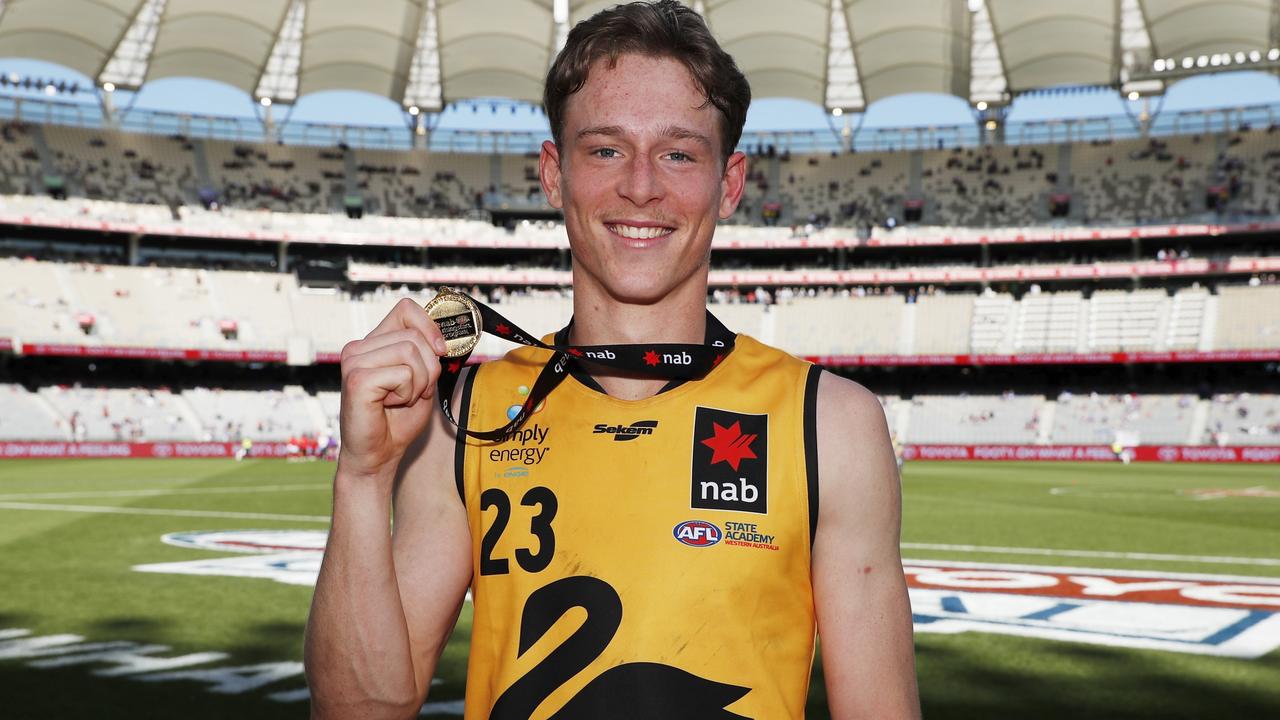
[811,369,898,519]
[814,370,893,460]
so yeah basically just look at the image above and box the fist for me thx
[337,297,449,480]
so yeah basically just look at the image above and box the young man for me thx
[304,2,919,718]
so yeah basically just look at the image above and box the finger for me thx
[344,328,436,371]
[347,330,442,399]
[368,297,449,356]
[344,342,432,405]
[347,365,415,410]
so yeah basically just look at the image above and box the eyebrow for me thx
[575,124,712,149]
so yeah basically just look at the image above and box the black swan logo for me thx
[490,575,752,719]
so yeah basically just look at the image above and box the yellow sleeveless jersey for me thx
[453,329,822,719]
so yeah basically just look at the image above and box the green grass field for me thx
[1,459,1277,719]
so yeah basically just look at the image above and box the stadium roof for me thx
[0,0,1275,112]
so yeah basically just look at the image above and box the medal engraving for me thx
[425,288,483,357]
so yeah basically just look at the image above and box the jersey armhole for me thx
[454,365,478,507]
[803,364,822,547]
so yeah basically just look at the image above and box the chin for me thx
[600,274,677,305]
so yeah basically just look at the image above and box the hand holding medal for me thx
[425,287,734,441]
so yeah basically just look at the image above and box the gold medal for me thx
[424,287,483,358]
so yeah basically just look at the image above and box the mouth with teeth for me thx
[605,222,675,244]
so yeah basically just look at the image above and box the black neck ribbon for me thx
[436,293,735,441]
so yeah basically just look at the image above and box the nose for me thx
[616,152,664,206]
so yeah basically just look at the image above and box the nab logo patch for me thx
[673,520,722,547]
[691,407,767,514]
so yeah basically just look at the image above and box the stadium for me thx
[1,0,1278,718]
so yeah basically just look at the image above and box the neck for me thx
[568,274,707,401]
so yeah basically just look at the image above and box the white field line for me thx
[902,542,1280,568]
[1049,486,1280,501]
[0,484,330,501]
[0,501,330,524]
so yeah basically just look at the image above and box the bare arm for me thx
[304,299,473,719]
[812,371,920,719]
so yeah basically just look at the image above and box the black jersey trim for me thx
[454,365,477,507]
[803,364,822,548]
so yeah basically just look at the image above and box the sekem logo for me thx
[673,520,722,547]
[593,420,658,441]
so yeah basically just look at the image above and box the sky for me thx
[3,56,1279,136]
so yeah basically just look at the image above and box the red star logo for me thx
[447,360,462,373]
[712,353,724,367]
[701,421,758,471]
[495,323,510,335]
[567,348,584,357]
[642,350,661,366]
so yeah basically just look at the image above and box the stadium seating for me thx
[1050,393,1198,445]
[183,386,322,441]
[777,149,910,225]
[1204,393,1280,446]
[1086,289,1166,351]
[0,121,44,195]
[3,258,1276,357]
[5,381,1276,448]
[911,294,975,354]
[1214,285,1280,349]
[44,125,196,207]
[1015,291,1083,353]
[907,394,1044,444]
[1072,136,1207,224]
[203,138,342,214]
[921,144,1053,227]
[7,113,1280,227]
[37,385,200,441]
[0,383,65,440]
[772,293,905,355]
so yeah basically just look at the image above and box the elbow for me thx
[304,657,423,720]
[308,690,422,720]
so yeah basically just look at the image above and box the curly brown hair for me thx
[543,0,751,163]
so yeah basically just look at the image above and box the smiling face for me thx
[540,53,746,306]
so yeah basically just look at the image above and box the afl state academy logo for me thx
[691,406,768,514]
[674,520,722,547]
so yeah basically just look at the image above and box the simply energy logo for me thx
[593,420,658,442]
[906,559,1280,658]
[488,423,551,466]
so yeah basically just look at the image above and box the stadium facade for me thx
[0,1,1278,461]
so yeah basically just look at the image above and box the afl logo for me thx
[673,520,721,547]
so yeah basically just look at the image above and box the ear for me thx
[539,140,563,209]
[718,150,747,220]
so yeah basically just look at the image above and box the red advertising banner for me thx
[903,445,1280,463]
[10,342,288,363]
[0,441,293,459]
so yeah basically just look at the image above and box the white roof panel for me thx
[147,0,291,93]
[0,0,142,79]
[986,1,1117,92]
[1141,0,1272,59]
[299,0,425,99]
[844,0,971,104]
[437,0,553,104]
